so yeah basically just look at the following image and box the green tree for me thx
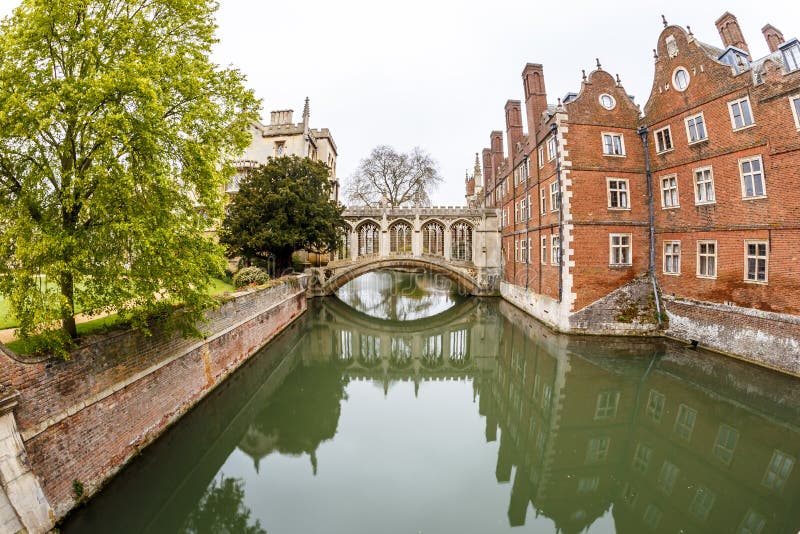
[220,156,346,274]
[0,0,259,353]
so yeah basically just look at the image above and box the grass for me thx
[1,277,236,351]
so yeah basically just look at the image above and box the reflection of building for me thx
[485,301,800,533]
[228,98,339,201]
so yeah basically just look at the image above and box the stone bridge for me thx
[307,206,501,297]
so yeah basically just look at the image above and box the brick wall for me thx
[0,278,307,521]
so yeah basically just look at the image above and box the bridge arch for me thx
[314,256,481,296]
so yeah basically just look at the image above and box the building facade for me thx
[229,98,339,201]
[476,12,800,368]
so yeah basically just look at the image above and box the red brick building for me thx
[477,13,800,368]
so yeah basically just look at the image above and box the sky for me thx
[2,0,799,205]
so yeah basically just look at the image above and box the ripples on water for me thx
[62,274,800,534]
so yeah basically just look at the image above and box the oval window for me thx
[599,94,616,110]
[673,68,690,91]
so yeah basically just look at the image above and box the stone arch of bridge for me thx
[317,256,480,296]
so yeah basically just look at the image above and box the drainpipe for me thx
[637,126,663,326]
[551,123,564,303]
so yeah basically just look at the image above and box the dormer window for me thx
[719,49,750,74]
[782,41,800,72]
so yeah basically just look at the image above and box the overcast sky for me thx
[3,1,799,205]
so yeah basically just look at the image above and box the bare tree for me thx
[345,146,443,207]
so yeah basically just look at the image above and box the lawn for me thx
[0,277,236,331]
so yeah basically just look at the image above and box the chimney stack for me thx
[489,131,504,188]
[270,110,294,125]
[482,148,493,193]
[522,63,548,142]
[762,24,785,53]
[715,12,750,58]
[504,100,523,161]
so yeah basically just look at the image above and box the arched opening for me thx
[389,221,412,254]
[336,227,352,260]
[451,221,473,262]
[422,221,444,257]
[357,221,380,258]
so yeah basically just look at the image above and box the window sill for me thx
[742,195,768,201]
[696,274,717,280]
[656,148,674,155]
[661,205,681,210]
[607,207,632,211]
[732,123,756,132]
[609,264,633,268]
[663,272,681,276]
[694,201,716,206]
[687,138,709,146]
[744,279,769,285]
[602,153,627,157]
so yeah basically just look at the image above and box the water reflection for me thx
[335,269,466,320]
[63,285,800,533]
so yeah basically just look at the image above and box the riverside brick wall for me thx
[0,278,307,523]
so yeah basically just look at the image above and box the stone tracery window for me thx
[389,221,412,254]
[357,222,380,257]
[336,228,351,260]
[422,221,445,256]
[451,221,473,262]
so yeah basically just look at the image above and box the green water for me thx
[62,271,800,533]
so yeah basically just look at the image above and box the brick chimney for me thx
[715,12,750,58]
[522,63,548,141]
[505,100,523,161]
[490,131,504,187]
[762,24,785,53]
[482,148,493,194]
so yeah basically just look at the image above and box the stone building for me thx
[476,12,800,366]
[228,97,339,201]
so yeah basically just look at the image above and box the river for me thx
[62,270,800,533]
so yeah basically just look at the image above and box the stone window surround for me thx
[609,233,632,266]
[693,165,716,205]
[685,112,708,144]
[601,131,626,156]
[789,94,800,130]
[739,155,767,199]
[697,240,718,279]
[744,239,769,284]
[654,125,674,154]
[606,177,631,210]
[663,240,681,275]
[661,174,680,209]
[728,95,756,131]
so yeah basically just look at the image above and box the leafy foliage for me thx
[232,266,269,288]
[220,156,346,273]
[345,145,443,207]
[181,476,265,534]
[0,0,260,355]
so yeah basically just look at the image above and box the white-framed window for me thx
[739,155,766,199]
[729,96,755,130]
[745,240,768,283]
[713,424,739,465]
[697,240,717,278]
[790,95,800,130]
[782,42,800,72]
[661,174,679,208]
[599,93,616,110]
[514,239,519,262]
[594,391,620,420]
[607,178,629,209]
[520,196,528,220]
[738,509,767,534]
[657,461,680,495]
[274,140,286,156]
[664,240,681,275]
[646,389,665,422]
[540,187,546,214]
[520,238,528,263]
[549,181,560,211]
[602,132,625,156]
[762,449,795,492]
[551,235,560,265]
[685,113,708,143]
[693,166,715,204]
[541,236,547,265]
[673,67,690,91]
[586,437,610,463]
[654,126,673,153]
[609,233,632,266]
[632,442,653,474]
[689,485,716,521]
[674,403,697,441]
[547,136,557,161]
[538,145,544,168]
[643,505,663,530]
[514,201,519,224]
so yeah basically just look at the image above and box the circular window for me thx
[673,67,690,91]
[599,94,616,110]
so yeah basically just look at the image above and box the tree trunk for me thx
[60,271,78,339]
[275,249,295,277]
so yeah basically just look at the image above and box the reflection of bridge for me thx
[307,206,501,296]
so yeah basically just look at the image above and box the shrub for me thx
[233,267,269,288]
